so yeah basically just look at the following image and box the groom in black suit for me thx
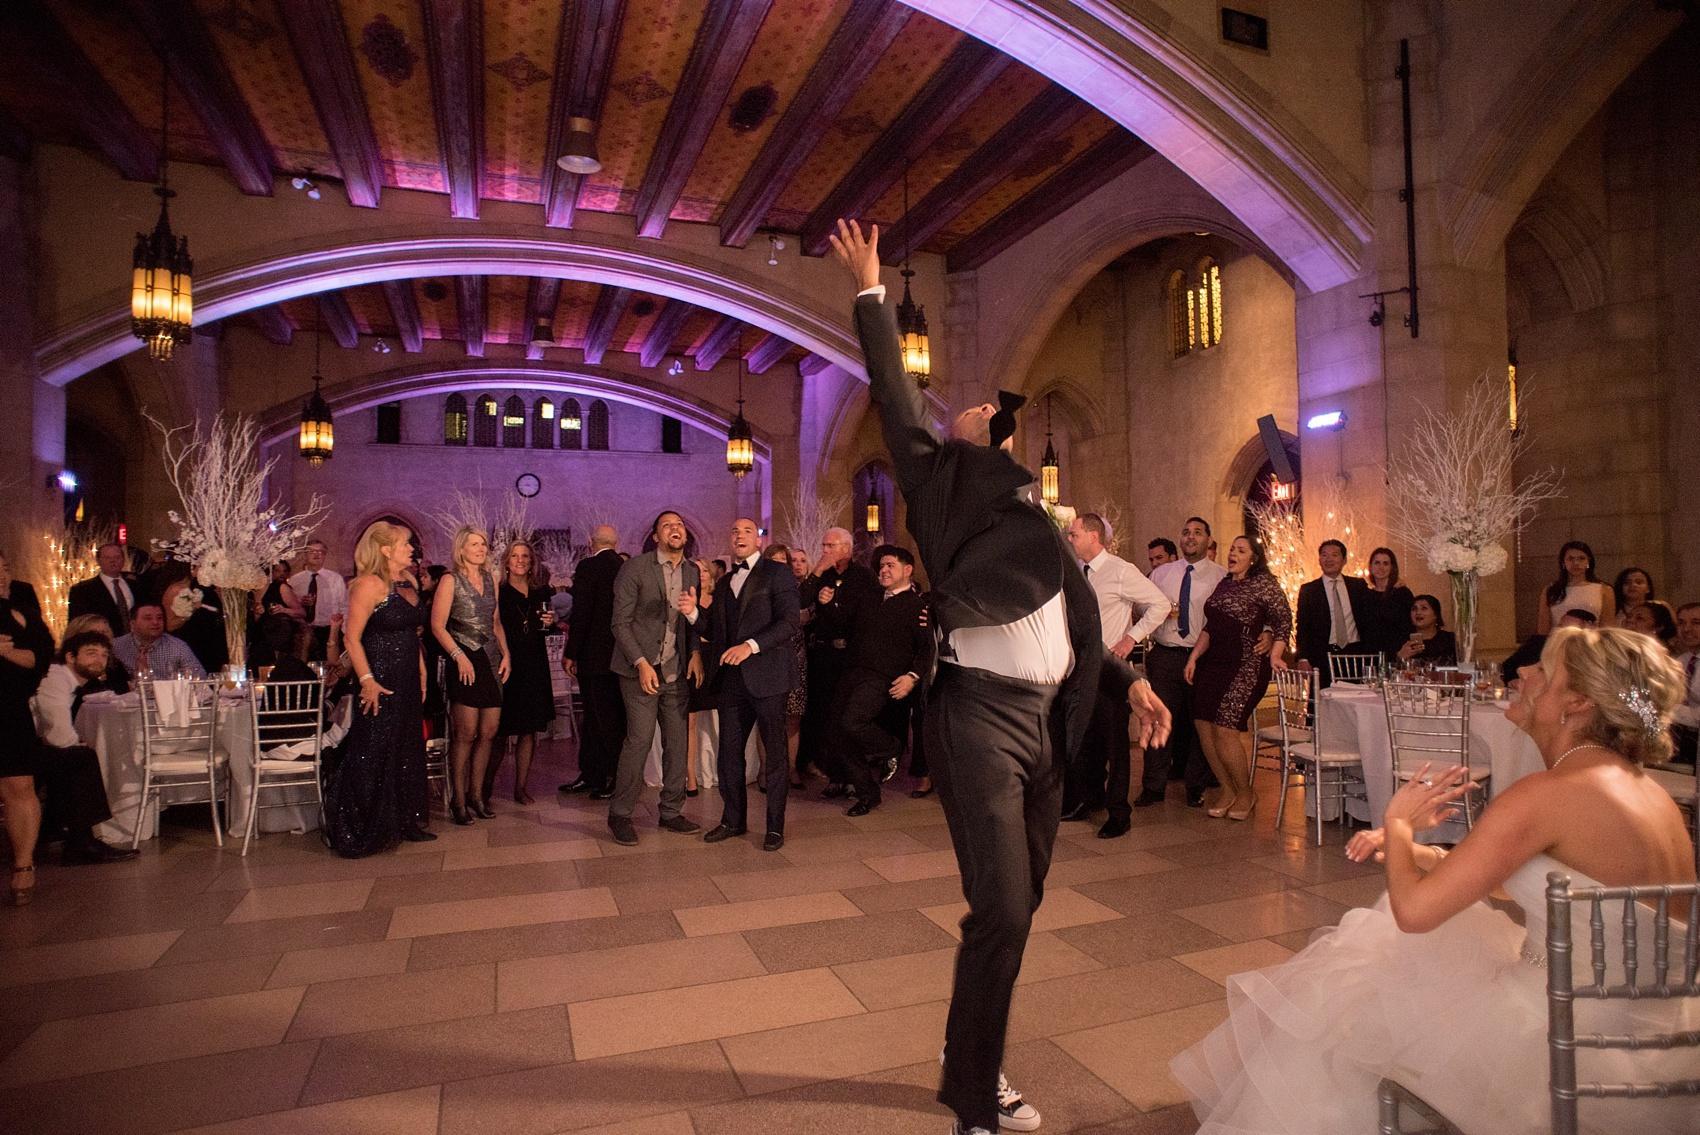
[831,219,1172,1135]
[684,517,799,851]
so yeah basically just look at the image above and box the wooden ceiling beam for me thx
[581,286,631,365]
[422,0,484,220]
[880,85,1089,264]
[523,277,563,360]
[317,292,359,349]
[719,0,908,249]
[797,353,831,378]
[120,0,275,196]
[947,133,1155,273]
[381,281,425,353]
[639,300,694,368]
[278,0,382,209]
[3,3,157,181]
[799,39,1010,257]
[456,276,486,357]
[744,332,791,376]
[251,304,295,347]
[540,0,625,228]
[692,315,744,372]
[631,0,772,240]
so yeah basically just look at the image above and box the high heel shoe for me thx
[1227,796,1257,822]
[513,788,535,806]
[450,802,475,826]
[9,864,35,906]
[470,798,495,820]
[1205,793,1237,819]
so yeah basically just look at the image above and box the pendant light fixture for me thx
[865,501,880,534]
[131,64,194,361]
[1039,395,1060,506]
[298,313,334,466]
[1506,343,1521,437]
[895,165,931,390]
[726,331,754,479]
[556,117,603,175]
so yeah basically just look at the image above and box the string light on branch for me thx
[131,64,193,361]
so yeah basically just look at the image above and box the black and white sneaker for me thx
[996,1073,1041,1131]
[950,1125,995,1135]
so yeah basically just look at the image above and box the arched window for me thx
[1195,257,1222,349]
[501,395,526,447]
[473,395,498,447]
[1168,259,1223,355]
[1166,270,1189,358]
[587,399,610,451]
[559,398,583,450]
[443,394,468,445]
[532,398,555,449]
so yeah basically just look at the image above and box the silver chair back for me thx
[1545,871,1700,1135]
[242,678,325,855]
[1327,651,1380,684]
[134,677,225,847]
[1382,678,1481,828]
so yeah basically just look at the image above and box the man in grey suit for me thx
[606,510,704,846]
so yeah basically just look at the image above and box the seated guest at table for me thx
[29,632,141,870]
[1359,546,1414,658]
[253,613,317,682]
[0,550,43,623]
[1394,594,1458,667]
[1537,539,1613,633]
[67,542,136,631]
[163,575,228,674]
[1184,535,1290,821]
[1296,539,1372,686]
[1147,537,1177,571]
[1624,599,1678,650]
[1673,602,1699,765]
[1612,566,1656,628]
[1501,607,1597,679]
[60,614,131,695]
[1174,625,1697,1135]
[112,601,205,679]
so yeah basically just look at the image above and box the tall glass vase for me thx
[219,587,249,675]
[1449,570,1479,668]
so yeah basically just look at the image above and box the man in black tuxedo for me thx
[686,517,799,852]
[1295,539,1373,687]
[832,219,1171,1135]
[67,543,136,633]
[836,545,933,815]
[562,525,625,797]
[801,527,878,795]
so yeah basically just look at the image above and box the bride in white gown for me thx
[1172,626,1697,1134]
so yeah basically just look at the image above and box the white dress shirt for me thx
[950,589,1074,685]
[1321,572,1362,648]
[1148,557,1227,648]
[32,665,86,748]
[1083,550,1169,649]
[288,568,349,627]
[1675,649,1700,731]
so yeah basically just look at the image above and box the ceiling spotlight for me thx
[290,176,321,200]
[556,117,602,175]
[666,358,684,377]
[767,234,785,267]
[373,339,392,354]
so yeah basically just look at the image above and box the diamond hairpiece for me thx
[1618,686,1664,738]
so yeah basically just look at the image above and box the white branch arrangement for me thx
[780,482,850,561]
[423,479,535,560]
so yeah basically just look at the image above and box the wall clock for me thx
[515,473,541,498]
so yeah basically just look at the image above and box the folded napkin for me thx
[79,690,117,706]
[155,678,204,728]
[261,738,317,761]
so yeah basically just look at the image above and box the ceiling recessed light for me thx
[556,117,602,175]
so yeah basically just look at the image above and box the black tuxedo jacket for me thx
[704,557,799,701]
[67,575,133,629]
[844,587,935,683]
[1296,573,1374,668]
[567,549,622,674]
[854,294,1138,755]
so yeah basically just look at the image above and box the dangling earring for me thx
[1560,710,1568,728]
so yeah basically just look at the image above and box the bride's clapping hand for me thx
[1382,763,1471,833]
[1345,828,1386,864]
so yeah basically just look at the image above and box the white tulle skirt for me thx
[1171,895,1699,1135]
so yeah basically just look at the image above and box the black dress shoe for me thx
[702,823,746,843]
[686,787,700,798]
[1185,788,1207,808]
[763,831,784,852]
[846,800,877,817]
[61,838,140,865]
[589,785,615,800]
[401,827,439,842]
[1133,788,1167,808]
[558,778,589,794]
[607,816,639,846]
[1097,817,1131,839]
[1060,803,1095,823]
[658,814,701,835]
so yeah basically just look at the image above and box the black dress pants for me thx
[1070,684,1133,821]
[716,669,790,836]
[929,664,1063,1133]
[837,668,908,807]
[35,744,116,837]
[800,645,848,781]
[1142,645,1216,794]
[575,672,626,790]
[907,698,928,780]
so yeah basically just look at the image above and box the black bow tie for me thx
[730,560,750,574]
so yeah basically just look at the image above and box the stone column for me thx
[0,155,64,551]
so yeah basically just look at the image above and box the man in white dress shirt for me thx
[1143,517,1228,807]
[32,632,139,864]
[1672,602,1699,765]
[288,540,348,661]
[1064,514,1169,837]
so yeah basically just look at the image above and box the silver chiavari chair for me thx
[133,677,226,848]
[424,657,451,811]
[1328,651,1382,685]
[1272,667,1365,845]
[1545,871,1700,1134]
[242,678,325,856]
[1382,679,1490,830]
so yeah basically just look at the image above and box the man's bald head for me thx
[591,525,618,550]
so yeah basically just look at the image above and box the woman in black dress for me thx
[0,596,53,903]
[488,540,555,806]
[0,551,43,624]
[253,561,306,622]
[323,521,433,857]
[430,526,509,824]
[1394,594,1459,667]
[1185,535,1291,821]
[1359,546,1414,659]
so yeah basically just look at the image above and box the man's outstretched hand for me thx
[1128,680,1173,750]
[828,219,882,293]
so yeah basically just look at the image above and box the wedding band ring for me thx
[1421,778,1433,786]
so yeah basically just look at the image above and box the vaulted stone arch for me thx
[1505,185,1609,314]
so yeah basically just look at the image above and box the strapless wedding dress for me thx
[1171,853,1698,1133]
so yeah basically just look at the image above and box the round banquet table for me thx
[76,692,321,846]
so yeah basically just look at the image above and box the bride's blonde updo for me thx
[1541,625,1684,765]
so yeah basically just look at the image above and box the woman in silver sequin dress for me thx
[429,526,510,825]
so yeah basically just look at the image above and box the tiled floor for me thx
[0,739,1384,1134]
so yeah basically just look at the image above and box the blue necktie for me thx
[1178,565,1194,638]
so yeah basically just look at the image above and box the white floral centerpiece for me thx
[1042,501,1077,532]
[1388,376,1562,666]
[150,413,328,675]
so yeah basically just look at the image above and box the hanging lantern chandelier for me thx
[131,65,193,361]
[726,332,754,479]
[1039,395,1060,506]
[298,315,334,466]
[865,501,880,534]
[895,166,930,389]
